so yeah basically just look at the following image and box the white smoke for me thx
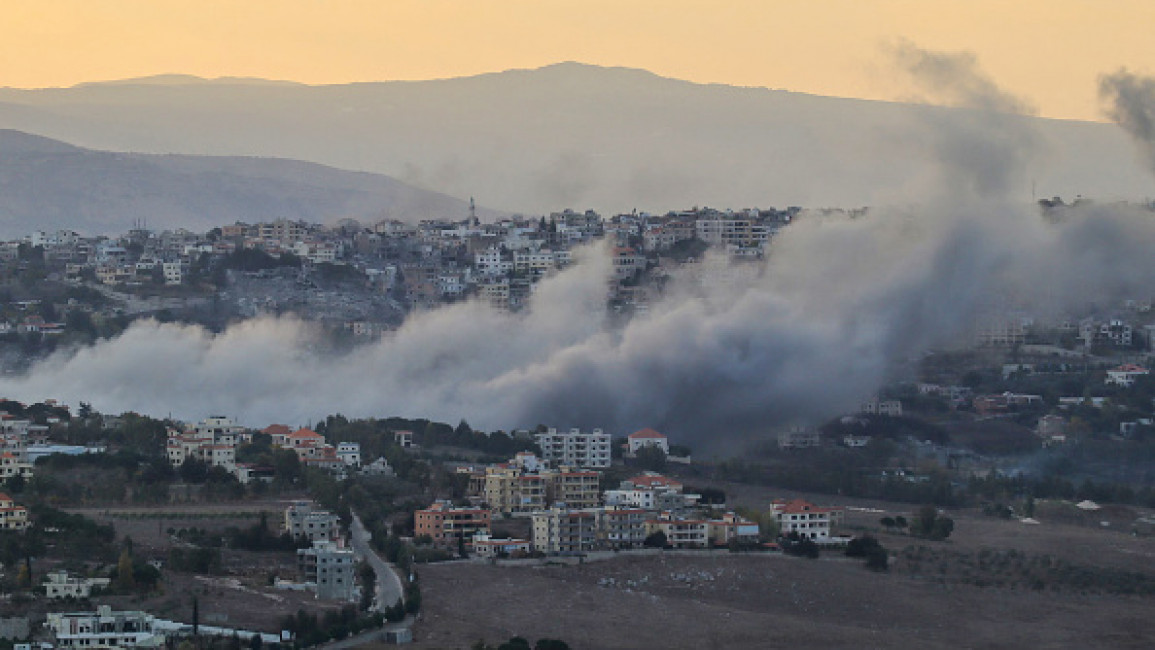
[4,46,1155,447]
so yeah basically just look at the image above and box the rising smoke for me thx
[3,47,1155,449]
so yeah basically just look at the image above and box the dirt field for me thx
[392,484,1155,650]
[58,499,349,633]
[407,552,1152,649]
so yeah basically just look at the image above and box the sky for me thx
[3,1,1153,122]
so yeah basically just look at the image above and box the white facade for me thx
[336,442,361,467]
[46,607,163,649]
[534,428,612,469]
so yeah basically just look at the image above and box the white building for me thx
[43,571,111,599]
[534,427,612,469]
[861,399,903,417]
[1106,364,1149,387]
[770,498,844,541]
[336,442,361,468]
[46,607,164,649]
[626,428,669,455]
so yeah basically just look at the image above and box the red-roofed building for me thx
[0,492,29,530]
[627,428,670,455]
[1107,364,1150,387]
[263,424,292,446]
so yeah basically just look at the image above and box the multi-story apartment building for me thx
[482,455,601,516]
[600,507,649,549]
[534,427,611,469]
[645,514,710,549]
[531,505,599,554]
[297,540,356,601]
[284,501,340,543]
[770,498,844,541]
[415,501,492,549]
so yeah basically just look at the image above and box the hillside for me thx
[0,130,494,236]
[1,62,1152,215]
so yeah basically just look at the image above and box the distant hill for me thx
[1,63,1152,214]
[0,130,495,237]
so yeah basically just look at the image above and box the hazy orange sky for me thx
[4,1,1153,122]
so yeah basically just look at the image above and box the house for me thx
[360,457,395,477]
[470,532,531,559]
[415,501,491,549]
[627,428,670,455]
[263,424,293,446]
[0,493,29,530]
[394,430,415,448]
[1106,364,1149,387]
[777,427,821,449]
[707,512,761,546]
[336,442,361,467]
[861,399,903,417]
[43,571,111,599]
[770,498,844,541]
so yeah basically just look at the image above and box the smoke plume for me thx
[1100,69,1155,172]
[3,48,1155,449]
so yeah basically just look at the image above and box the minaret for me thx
[470,197,479,227]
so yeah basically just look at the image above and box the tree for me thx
[643,530,668,548]
[632,445,667,472]
[116,549,135,591]
[879,516,896,530]
[864,545,889,571]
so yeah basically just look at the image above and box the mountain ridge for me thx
[0,63,1150,214]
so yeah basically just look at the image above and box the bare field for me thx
[399,485,1155,650]
[408,552,1153,649]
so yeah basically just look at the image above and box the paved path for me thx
[350,514,406,611]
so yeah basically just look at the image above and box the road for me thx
[350,514,405,611]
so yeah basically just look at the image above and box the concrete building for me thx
[45,606,164,649]
[297,540,356,601]
[0,493,29,531]
[627,428,670,455]
[470,532,531,559]
[414,501,491,549]
[43,571,111,600]
[534,427,611,469]
[284,501,340,543]
[531,505,599,554]
[770,498,844,541]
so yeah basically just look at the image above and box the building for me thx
[531,505,599,554]
[707,512,761,546]
[470,532,532,559]
[0,493,29,531]
[770,499,844,541]
[1106,364,1149,387]
[860,399,903,417]
[394,430,415,448]
[627,428,670,455]
[482,456,601,516]
[645,513,709,549]
[415,501,491,549]
[336,442,361,467]
[284,501,340,543]
[534,427,612,468]
[45,607,164,649]
[777,427,821,449]
[599,507,649,549]
[43,571,111,600]
[297,540,356,601]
